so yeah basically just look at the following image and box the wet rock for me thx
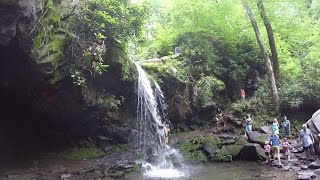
[314,169,320,176]
[308,160,320,169]
[60,174,72,179]
[103,146,113,153]
[237,143,266,161]
[201,142,217,159]
[189,125,199,131]
[177,123,190,132]
[100,126,130,144]
[260,125,272,134]
[247,131,269,146]
[301,165,309,170]
[226,115,242,127]
[297,170,317,180]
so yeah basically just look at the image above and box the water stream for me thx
[134,62,185,178]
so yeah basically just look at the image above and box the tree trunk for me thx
[257,0,279,79]
[242,0,280,114]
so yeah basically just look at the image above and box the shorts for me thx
[303,144,314,151]
[272,146,280,152]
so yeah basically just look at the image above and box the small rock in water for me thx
[60,174,72,179]
[301,165,308,170]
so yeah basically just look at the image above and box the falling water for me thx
[133,62,185,178]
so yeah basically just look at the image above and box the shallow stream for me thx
[126,161,276,180]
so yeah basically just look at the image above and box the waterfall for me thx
[133,62,185,178]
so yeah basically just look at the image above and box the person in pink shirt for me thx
[264,140,271,162]
[282,138,292,161]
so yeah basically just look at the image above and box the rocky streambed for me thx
[0,122,319,180]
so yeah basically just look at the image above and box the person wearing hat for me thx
[299,124,315,158]
[264,140,271,162]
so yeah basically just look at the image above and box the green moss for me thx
[178,135,220,162]
[32,0,69,73]
[215,137,246,162]
[111,144,129,153]
[108,170,125,178]
[63,147,105,160]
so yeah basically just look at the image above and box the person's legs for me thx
[277,146,282,165]
[309,144,315,157]
[304,146,310,158]
[272,147,276,162]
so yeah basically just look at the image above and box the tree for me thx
[242,0,280,114]
[257,0,279,79]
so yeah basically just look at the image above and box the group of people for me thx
[244,115,315,166]
[265,118,315,166]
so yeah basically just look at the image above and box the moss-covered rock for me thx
[178,135,220,162]
[215,136,247,162]
[108,170,125,178]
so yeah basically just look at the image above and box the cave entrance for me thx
[0,39,91,166]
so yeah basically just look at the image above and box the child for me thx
[282,138,292,161]
[264,141,271,162]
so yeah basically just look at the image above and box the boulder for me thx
[260,125,272,134]
[226,115,242,127]
[201,142,217,159]
[297,170,317,180]
[308,160,320,169]
[247,131,269,146]
[314,169,320,176]
[237,143,266,161]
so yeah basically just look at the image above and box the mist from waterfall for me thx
[133,61,185,178]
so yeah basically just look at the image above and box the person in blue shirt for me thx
[271,118,279,135]
[270,132,282,166]
[282,116,291,137]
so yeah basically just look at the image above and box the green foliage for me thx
[178,135,220,162]
[70,69,86,86]
[142,55,189,83]
[32,0,68,70]
[230,79,273,127]
[96,92,124,110]
[196,75,225,106]
[63,147,105,160]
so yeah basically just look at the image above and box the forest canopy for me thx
[133,0,320,111]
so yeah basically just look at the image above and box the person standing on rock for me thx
[299,124,315,158]
[282,116,291,137]
[271,118,279,135]
[270,132,282,166]
[240,89,245,100]
[163,124,170,145]
[244,114,253,136]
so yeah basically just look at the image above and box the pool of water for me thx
[126,161,272,180]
